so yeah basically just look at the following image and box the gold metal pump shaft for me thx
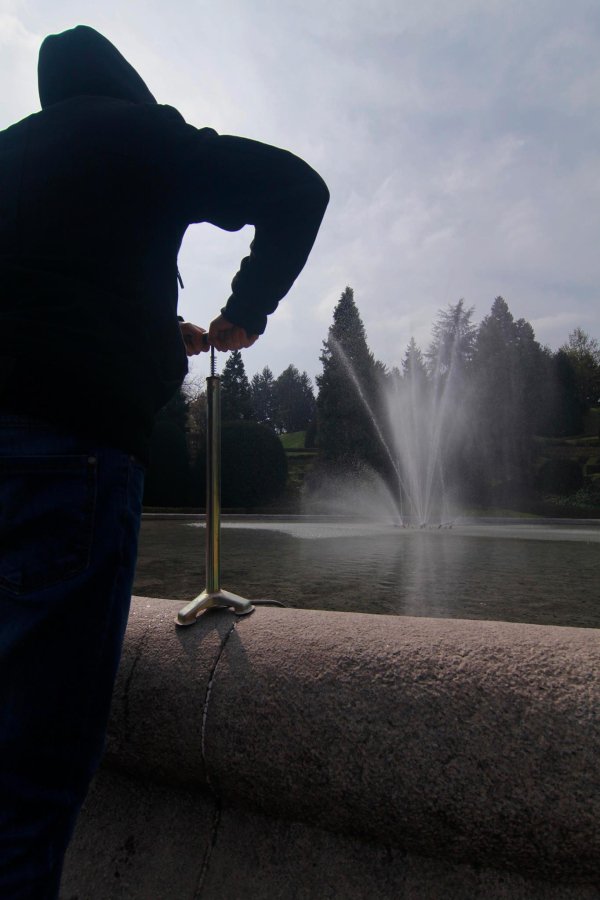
[175,345,255,626]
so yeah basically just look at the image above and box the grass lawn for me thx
[279,431,307,450]
[461,508,539,519]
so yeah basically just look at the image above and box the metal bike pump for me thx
[176,344,255,626]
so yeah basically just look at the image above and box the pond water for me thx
[133,517,600,628]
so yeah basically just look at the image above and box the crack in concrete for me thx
[200,617,238,790]
[193,797,222,900]
[194,617,238,898]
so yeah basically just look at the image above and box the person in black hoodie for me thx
[0,25,328,898]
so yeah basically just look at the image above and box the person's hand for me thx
[208,314,259,352]
[179,322,209,356]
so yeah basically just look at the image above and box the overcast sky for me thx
[2,0,600,384]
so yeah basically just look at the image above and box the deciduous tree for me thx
[426,299,476,379]
[251,366,276,427]
[561,328,600,411]
[273,365,316,433]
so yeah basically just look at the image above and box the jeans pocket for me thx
[0,454,97,595]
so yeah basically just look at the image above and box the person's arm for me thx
[173,126,329,337]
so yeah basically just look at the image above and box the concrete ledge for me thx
[61,598,600,898]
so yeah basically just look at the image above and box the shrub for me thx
[305,419,317,449]
[535,457,584,495]
[193,421,288,508]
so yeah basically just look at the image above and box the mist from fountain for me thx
[305,336,468,527]
[382,344,466,526]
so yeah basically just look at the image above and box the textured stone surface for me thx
[104,596,234,785]
[61,769,599,900]
[61,597,600,897]
[204,608,600,880]
[60,767,216,899]
[203,805,599,900]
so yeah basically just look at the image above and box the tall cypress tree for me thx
[316,286,383,470]
[220,349,254,422]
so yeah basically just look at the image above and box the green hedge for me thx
[535,457,584,495]
[194,421,288,508]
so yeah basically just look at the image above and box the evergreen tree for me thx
[251,366,276,427]
[273,365,316,433]
[220,349,254,421]
[426,299,476,379]
[472,297,544,497]
[316,286,383,470]
[417,302,478,506]
[401,337,428,386]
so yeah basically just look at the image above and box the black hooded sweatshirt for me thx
[0,25,329,461]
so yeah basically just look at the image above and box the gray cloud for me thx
[1,0,599,381]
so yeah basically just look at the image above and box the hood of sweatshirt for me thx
[38,24,157,109]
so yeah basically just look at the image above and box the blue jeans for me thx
[0,415,144,899]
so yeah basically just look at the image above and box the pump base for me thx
[175,589,255,626]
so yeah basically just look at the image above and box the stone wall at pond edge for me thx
[60,599,600,900]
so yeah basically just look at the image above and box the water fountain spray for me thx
[175,344,256,625]
[323,337,461,527]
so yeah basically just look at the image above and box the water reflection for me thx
[134,519,600,629]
